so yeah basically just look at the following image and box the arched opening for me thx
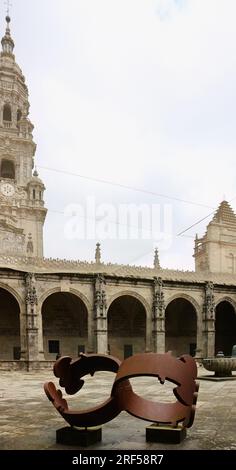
[42,292,88,360]
[0,288,20,360]
[215,301,236,356]
[17,109,22,122]
[1,159,15,179]
[108,295,146,359]
[3,104,12,122]
[165,298,197,357]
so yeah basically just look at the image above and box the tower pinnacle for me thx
[154,247,160,269]
[0,7,47,258]
[95,243,101,264]
[1,13,14,55]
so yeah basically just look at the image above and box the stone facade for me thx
[0,17,236,369]
[0,17,47,259]
[0,256,236,368]
[194,201,236,274]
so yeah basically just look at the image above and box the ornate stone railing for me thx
[3,120,12,128]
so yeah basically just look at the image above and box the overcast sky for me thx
[4,0,236,269]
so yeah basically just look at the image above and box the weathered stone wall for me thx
[43,336,88,360]
[108,336,146,360]
[0,269,236,365]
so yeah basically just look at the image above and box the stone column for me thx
[20,307,27,360]
[12,103,17,128]
[195,316,204,360]
[94,274,108,354]
[145,315,152,352]
[0,104,3,126]
[25,273,41,362]
[37,307,45,360]
[87,309,95,353]
[152,277,165,353]
[202,281,215,358]
[15,163,20,185]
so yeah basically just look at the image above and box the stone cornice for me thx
[0,254,236,285]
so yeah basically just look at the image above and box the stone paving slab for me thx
[0,366,235,450]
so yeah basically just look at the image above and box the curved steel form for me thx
[44,352,199,429]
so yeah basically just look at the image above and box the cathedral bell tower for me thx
[0,16,47,258]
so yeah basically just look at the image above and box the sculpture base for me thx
[199,375,236,382]
[56,426,102,447]
[146,424,186,444]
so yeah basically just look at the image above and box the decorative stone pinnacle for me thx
[1,11,14,54]
[154,247,160,269]
[95,242,101,264]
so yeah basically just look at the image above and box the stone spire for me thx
[212,200,236,227]
[0,11,47,258]
[194,200,236,273]
[1,15,14,56]
[95,242,101,264]
[154,247,160,269]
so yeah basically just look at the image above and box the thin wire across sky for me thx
[38,165,235,238]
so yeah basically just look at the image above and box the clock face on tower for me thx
[0,182,15,197]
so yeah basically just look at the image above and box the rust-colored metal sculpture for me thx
[112,352,199,427]
[44,353,131,427]
[44,351,199,430]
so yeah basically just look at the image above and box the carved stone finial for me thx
[95,242,101,264]
[154,247,160,269]
[1,6,14,55]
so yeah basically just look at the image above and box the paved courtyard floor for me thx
[0,365,235,451]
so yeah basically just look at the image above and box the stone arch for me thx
[17,109,22,122]
[41,288,89,359]
[0,158,15,179]
[38,287,91,313]
[107,290,151,317]
[165,293,201,317]
[0,282,23,311]
[165,295,198,357]
[107,292,147,359]
[69,288,92,313]
[0,285,21,360]
[3,103,12,121]
[215,296,236,313]
[215,299,236,356]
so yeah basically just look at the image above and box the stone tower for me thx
[0,16,47,258]
[194,200,236,273]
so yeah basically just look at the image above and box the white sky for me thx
[5,0,236,269]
